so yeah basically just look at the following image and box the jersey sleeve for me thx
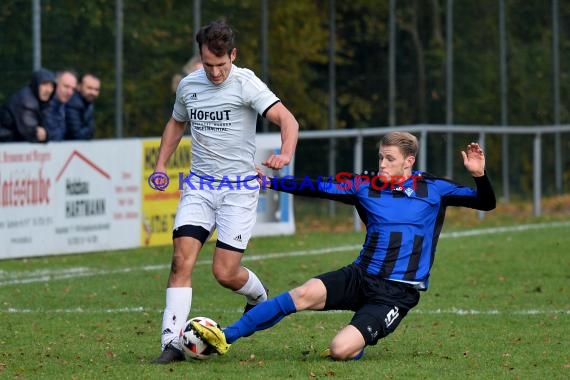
[240,69,280,116]
[438,173,496,210]
[172,81,189,122]
[270,175,357,205]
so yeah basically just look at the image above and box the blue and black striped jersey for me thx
[272,170,496,290]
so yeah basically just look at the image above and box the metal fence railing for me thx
[296,124,570,231]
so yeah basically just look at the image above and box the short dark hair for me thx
[79,73,100,84]
[196,19,236,57]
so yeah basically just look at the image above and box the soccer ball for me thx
[179,316,219,360]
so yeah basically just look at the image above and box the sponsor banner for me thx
[0,135,293,260]
[0,146,53,257]
[141,138,190,246]
[0,140,141,259]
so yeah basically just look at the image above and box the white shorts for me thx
[173,180,259,250]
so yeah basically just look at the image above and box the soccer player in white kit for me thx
[152,19,299,364]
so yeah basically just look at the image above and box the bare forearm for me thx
[263,103,299,169]
[279,118,299,160]
[154,118,186,170]
[265,103,299,154]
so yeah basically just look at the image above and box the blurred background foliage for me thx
[2,0,569,135]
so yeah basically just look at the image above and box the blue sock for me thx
[223,292,296,344]
[353,350,364,360]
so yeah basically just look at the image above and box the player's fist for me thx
[262,153,291,170]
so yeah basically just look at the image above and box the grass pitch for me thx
[1,221,569,379]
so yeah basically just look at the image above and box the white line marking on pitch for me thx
[1,306,568,316]
[1,221,569,287]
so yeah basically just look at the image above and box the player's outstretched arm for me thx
[256,167,356,205]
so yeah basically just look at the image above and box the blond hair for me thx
[380,132,419,158]
[171,56,203,93]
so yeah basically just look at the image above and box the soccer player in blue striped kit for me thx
[193,132,496,361]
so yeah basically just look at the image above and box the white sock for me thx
[160,287,192,350]
[235,268,268,305]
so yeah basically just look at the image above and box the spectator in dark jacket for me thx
[44,70,78,141]
[0,68,56,142]
[65,73,100,140]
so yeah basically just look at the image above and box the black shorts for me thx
[315,263,420,346]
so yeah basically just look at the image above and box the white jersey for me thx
[173,65,280,182]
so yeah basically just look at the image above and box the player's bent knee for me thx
[214,275,234,289]
[211,267,234,287]
[291,278,326,301]
[211,263,243,289]
[212,241,246,288]
[170,253,187,275]
[167,253,195,286]
[328,342,359,361]
[289,285,308,299]
[289,286,313,309]
[328,325,365,360]
[290,278,325,308]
